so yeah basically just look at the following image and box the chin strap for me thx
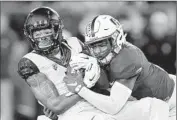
[99,33,126,65]
[99,52,116,65]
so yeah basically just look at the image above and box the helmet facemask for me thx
[86,30,126,65]
[88,38,112,60]
[32,28,55,50]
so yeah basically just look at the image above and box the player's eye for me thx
[100,41,108,46]
[35,33,41,37]
[33,29,52,39]
[96,40,108,47]
[44,29,52,35]
[33,31,41,38]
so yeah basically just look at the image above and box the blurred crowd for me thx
[1,1,176,120]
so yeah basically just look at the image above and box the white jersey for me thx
[23,37,98,117]
[23,37,81,95]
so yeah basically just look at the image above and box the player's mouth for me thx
[37,36,54,49]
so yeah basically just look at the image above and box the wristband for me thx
[75,85,84,93]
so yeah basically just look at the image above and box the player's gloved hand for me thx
[64,66,85,93]
[43,107,58,120]
[70,53,100,88]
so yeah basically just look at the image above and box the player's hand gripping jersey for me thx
[106,42,174,100]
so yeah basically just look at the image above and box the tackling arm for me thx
[78,75,137,115]
[66,51,141,114]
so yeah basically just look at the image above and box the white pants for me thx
[113,97,169,120]
[167,74,176,120]
[37,97,169,120]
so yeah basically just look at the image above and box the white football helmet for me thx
[85,15,127,65]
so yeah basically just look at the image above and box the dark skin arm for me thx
[26,72,81,114]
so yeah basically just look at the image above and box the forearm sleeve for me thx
[78,82,132,115]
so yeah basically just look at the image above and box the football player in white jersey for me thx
[17,6,100,120]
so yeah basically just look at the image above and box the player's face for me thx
[89,39,112,60]
[32,29,54,49]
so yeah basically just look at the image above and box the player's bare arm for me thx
[18,58,81,115]
[26,73,59,108]
[26,72,81,114]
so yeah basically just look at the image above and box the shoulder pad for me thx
[18,57,39,80]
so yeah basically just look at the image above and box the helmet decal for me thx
[91,16,98,37]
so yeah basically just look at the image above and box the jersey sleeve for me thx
[18,57,40,80]
[110,48,142,81]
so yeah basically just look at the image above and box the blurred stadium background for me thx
[1,1,176,120]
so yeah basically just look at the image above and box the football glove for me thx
[64,66,85,93]
[70,53,100,88]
